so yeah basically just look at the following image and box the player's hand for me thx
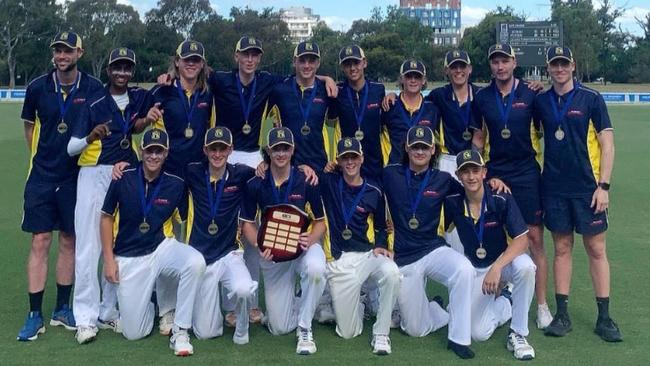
[156,73,172,86]
[298,232,316,250]
[382,93,397,111]
[488,178,511,194]
[373,247,394,259]
[145,103,163,124]
[482,267,502,295]
[104,259,119,284]
[591,187,609,214]
[386,219,394,234]
[527,80,545,92]
[323,76,339,98]
[324,161,339,173]
[112,161,130,180]
[255,161,269,178]
[259,247,274,261]
[86,122,111,143]
[298,164,319,186]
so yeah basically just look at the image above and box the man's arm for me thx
[592,130,614,213]
[24,121,34,151]
[101,214,119,283]
[482,231,529,295]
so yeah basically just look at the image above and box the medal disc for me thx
[184,127,194,139]
[208,222,219,235]
[408,217,420,230]
[57,122,68,134]
[555,128,565,141]
[462,130,472,141]
[300,125,311,136]
[341,228,352,240]
[139,222,150,234]
[476,247,487,259]
[120,138,130,150]
[354,130,364,141]
[501,128,511,139]
[242,123,252,135]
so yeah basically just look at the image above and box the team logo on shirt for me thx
[423,190,439,197]
[313,97,325,104]
[198,102,209,109]
[418,120,431,126]
[355,206,366,213]
[367,103,379,110]
[289,194,303,201]
[73,98,86,104]
[484,221,499,227]
[154,198,169,205]
[568,110,584,117]
[512,102,528,109]
[224,185,239,193]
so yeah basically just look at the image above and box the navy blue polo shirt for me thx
[73,86,147,166]
[185,162,255,265]
[534,84,613,198]
[426,83,481,155]
[21,69,104,182]
[210,70,284,152]
[382,164,463,267]
[330,81,385,181]
[265,77,333,171]
[101,166,185,257]
[241,166,325,222]
[444,185,528,268]
[138,83,213,177]
[472,79,541,181]
[320,172,387,261]
[381,95,439,165]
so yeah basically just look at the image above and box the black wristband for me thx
[598,182,610,191]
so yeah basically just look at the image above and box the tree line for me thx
[1,0,649,88]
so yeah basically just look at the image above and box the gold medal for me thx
[408,216,419,230]
[120,138,130,150]
[301,124,311,136]
[139,221,150,234]
[57,122,68,134]
[342,228,353,240]
[462,129,472,141]
[501,128,511,139]
[476,247,487,259]
[184,127,194,139]
[555,128,565,141]
[355,130,364,141]
[208,221,219,235]
[242,123,252,135]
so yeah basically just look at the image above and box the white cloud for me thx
[461,6,489,27]
[322,16,353,31]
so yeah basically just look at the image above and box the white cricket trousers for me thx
[438,154,464,254]
[471,254,536,341]
[327,251,401,339]
[116,238,206,340]
[262,243,327,335]
[398,245,474,345]
[73,164,119,327]
[192,250,258,341]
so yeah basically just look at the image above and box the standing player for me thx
[101,129,206,356]
[383,126,475,359]
[240,127,327,355]
[445,150,536,360]
[320,137,400,355]
[17,31,104,341]
[67,47,146,344]
[472,43,552,329]
[186,127,257,344]
[534,46,621,342]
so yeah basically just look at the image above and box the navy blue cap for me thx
[236,36,264,53]
[339,45,365,64]
[546,46,573,63]
[176,40,205,60]
[50,31,82,49]
[109,47,136,65]
[336,137,363,157]
[142,129,169,150]
[456,149,485,170]
[488,43,515,59]
[294,41,320,58]
[406,126,434,147]
[445,50,471,67]
[267,127,294,148]
[400,59,426,76]
[204,127,233,147]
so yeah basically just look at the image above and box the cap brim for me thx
[446,59,470,67]
[401,70,425,77]
[456,161,484,171]
[337,149,362,158]
[50,40,77,49]
[205,140,232,147]
[179,53,205,60]
[296,51,320,58]
[407,140,433,147]
[109,57,136,65]
[268,141,294,149]
[339,55,364,64]
[547,55,573,63]
[489,50,515,59]
[142,143,169,150]
[237,46,264,54]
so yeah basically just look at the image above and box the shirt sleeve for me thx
[591,93,613,132]
[240,179,258,222]
[373,192,388,249]
[137,88,156,119]
[470,93,483,131]
[21,83,38,123]
[101,180,120,216]
[306,183,325,220]
[71,103,92,139]
[504,193,528,239]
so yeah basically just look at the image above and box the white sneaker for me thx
[169,327,193,357]
[536,303,553,329]
[390,309,401,329]
[159,310,175,336]
[98,318,122,333]
[371,334,392,355]
[507,332,535,360]
[296,327,317,355]
[75,326,98,345]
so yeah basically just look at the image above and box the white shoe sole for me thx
[50,319,77,331]
[17,326,46,341]
[507,342,535,360]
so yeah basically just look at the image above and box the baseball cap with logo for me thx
[336,137,363,157]
[456,149,485,170]
[339,45,365,64]
[546,46,574,63]
[142,128,169,150]
[400,59,426,76]
[50,31,83,49]
[109,47,136,65]
[488,43,516,59]
[444,50,471,67]
[294,41,320,58]
[406,126,435,147]
[236,36,264,54]
[176,40,205,60]
[267,127,295,148]
[204,127,233,147]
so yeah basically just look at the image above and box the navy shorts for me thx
[505,177,543,226]
[22,177,77,234]
[543,195,608,235]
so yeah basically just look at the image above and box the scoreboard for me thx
[496,21,563,67]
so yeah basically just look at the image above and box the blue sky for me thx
[110,0,648,35]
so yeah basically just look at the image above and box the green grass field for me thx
[0,103,648,365]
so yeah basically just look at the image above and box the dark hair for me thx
[261,146,296,166]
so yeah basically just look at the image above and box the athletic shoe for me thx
[169,326,193,356]
[76,326,98,345]
[544,313,572,337]
[315,303,336,324]
[159,310,175,336]
[447,340,475,359]
[371,334,392,355]
[595,317,622,342]
[98,318,122,333]
[296,327,317,355]
[249,308,264,324]
[536,304,553,329]
[17,311,46,341]
[233,331,249,345]
[50,304,76,330]
[225,312,237,328]
[432,295,445,308]
[507,331,535,360]
[390,309,401,329]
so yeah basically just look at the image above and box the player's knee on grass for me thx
[471,324,493,342]
[30,233,53,256]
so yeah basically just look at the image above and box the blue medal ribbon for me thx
[398,95,426,128]
[175,79,200,126]
[466,192,488,249]
[269,168,295,205]
[235,73,257,125]
[346,82,369,132]
[205,168,227,223]
[454,84,472,130]
[548,83,578,131]
[112,98,132,139]
[404,167,432,220]
[293,77,319,129]
[492,79,516,129]
[137,165,165,223]
[338,177,367,229]
[55,72,81,123]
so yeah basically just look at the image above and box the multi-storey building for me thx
[280,6,321,43]
[400,0,462,46]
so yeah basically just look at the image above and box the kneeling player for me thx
[321,137,400,355]
[101,129,206,356]
[445,150,536,360]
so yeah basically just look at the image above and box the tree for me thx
[146,0,214,40]
[594,0,630,83]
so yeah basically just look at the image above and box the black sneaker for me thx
[447,340,475,359]
[544,313,572,337]
[432,295,444,308]
[595,317,622,342]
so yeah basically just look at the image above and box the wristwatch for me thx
[598,182,610,191]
